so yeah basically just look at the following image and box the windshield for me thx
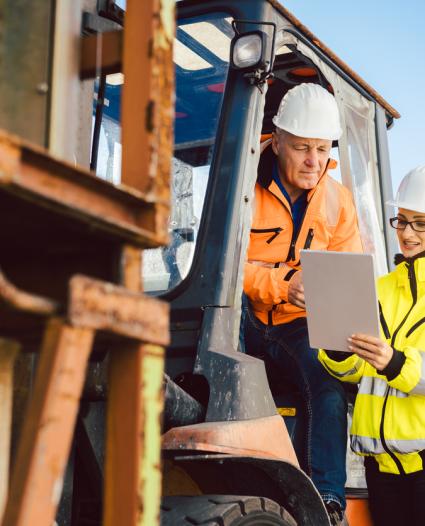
[91,11,232,293]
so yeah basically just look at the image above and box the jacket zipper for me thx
[379,387,405,475]
[262,190,312,263]
[378,302,391,339]
[267,197,314,324]
[251,227,283,244]
[406,316,425,338]
[379,261,417,475]
[390,263,417,346]
[264,190,315,324]
[286,202,312,262]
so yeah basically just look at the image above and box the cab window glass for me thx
[91,12,232,293]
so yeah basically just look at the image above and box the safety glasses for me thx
[389,217,425,232]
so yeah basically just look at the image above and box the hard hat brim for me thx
[272,121,342,141]
[385,199,425,214]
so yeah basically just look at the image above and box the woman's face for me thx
[397,208,425,258]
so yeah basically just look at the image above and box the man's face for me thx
[271,129,332,200]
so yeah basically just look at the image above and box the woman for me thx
[319,165,425,526]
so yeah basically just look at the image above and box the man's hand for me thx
[288,271,305,309]
[348,333,393,371]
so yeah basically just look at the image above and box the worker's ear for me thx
[271,132,279,156]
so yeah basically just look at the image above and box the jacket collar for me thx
[394,251,425,285]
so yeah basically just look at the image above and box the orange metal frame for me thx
[0,1,174,525]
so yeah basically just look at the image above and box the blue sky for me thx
[281,0,425,194]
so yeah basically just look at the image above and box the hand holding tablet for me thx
[300,250,380,352]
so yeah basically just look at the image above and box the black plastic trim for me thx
[406,317,425,338]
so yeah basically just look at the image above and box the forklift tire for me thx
[160,495,296,525]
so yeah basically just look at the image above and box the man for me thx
[244,83,362,525]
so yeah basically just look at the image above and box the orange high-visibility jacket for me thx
[244,142,363,325]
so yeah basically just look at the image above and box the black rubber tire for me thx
[160,495,297,525]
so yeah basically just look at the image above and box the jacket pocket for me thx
[303,228,315,250]
[406,317,425,338]
[251,227,283,244]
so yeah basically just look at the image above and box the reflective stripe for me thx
[385,438,425,454]
[351,434,425,455]
[322,356,363,378]
[358,376,408,398]
[411,351,425,395]
[388,387,408,399]
[351,435,386,455]
[358,376,387,397]
[325,179,341,227]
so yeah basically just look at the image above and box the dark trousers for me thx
[244,307,347,509]
[365,457,425,526]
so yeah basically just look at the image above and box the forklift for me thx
[85,1,399,523]
[154,1,398,524]
[0,0,400,524]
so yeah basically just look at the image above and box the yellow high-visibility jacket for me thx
[244,142,362,325]
[319,254,425,474]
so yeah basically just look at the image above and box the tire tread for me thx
[160,495,296,525]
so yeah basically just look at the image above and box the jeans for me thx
[365,457,425,526]
[244,306,347,509]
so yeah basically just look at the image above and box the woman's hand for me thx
[348,333,393,371]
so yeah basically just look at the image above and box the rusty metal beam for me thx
[0,339,19,521]
[68,275,169,346]
[80,30,123,80]
[2,319,94,526]
[103,342,165,526]
[102,237,166,526]
[120,0,175,238]
[137,344,165,526]
[0,268,59,316]
[0,131,168,248]
[104,341,143,526]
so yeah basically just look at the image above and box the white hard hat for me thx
[386,165,425,214]
[272,83,342,141]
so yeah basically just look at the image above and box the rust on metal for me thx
[138,344,165,526]
[80,30,123,80]
[68,275,169,345]
[0,339,20,521]
[121,245,143,293]
[162,415,299,465]
[104,342,142,526]
[0,267,59,316]
[2,318,94,526]
[0,131,168,248]
[0,2,170,525]
[269,0,400,119]
[120,0,174,238]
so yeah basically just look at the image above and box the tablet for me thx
[299,250,380,352]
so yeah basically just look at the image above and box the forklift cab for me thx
[89,0,399,523]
